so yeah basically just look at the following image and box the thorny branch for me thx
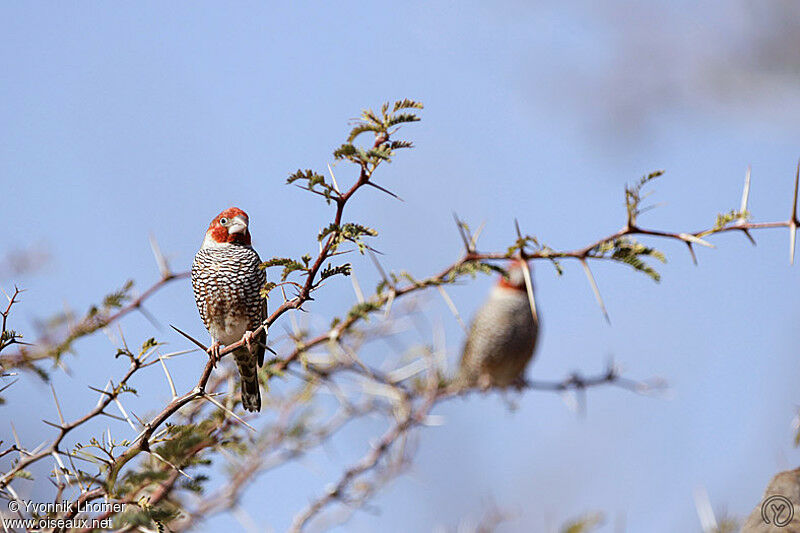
[1,272,190,371]
[287,360,664,532]
[0,100,797,532]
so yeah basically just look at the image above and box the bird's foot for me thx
[511,376,528,391]
[242,330,255,355]
[207,340,221,367]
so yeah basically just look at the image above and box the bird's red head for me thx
[497,259,530,292]
[206,207,252,245]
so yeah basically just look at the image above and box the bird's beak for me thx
[228,215,248,235]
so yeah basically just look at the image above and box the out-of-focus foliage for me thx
[560,512,604,533]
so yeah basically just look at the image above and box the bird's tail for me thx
[233,347,261,412]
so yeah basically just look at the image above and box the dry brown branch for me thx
[1,100,796,533]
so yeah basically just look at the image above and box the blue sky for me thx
[2,2,799,531]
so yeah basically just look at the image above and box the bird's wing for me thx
[256,297,267,367]
[459,304,491,369]
[252,260,268,367]
[190,253,209,328]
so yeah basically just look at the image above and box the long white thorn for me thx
[433,317,448,375]
[159,348,199,360]
[287,308,302,341]
[50,384,65,427]
[368,247,391,288]
[327,163,341,194]
[350,271,365,304]
[150,451,193,480]
[10,422,24,456]
[139,344,160,364]
[149,233,170,278]
[383,289,396,320]
[693,486,718,533]
[51,451,72,487]
[96,380,112,409]
[580,259,610,324]
[114,397,138,433]
[793,159,800,222]
[519,261,539,325]
[100,325,119,348]
[51,457,61,487]
[737,167,757,245]
[739,166,751,217]
[469,220,487,250]
[679,233,715,248]
[232,504,261,533]
[118,324,129,353]
[30,440,48,455]
[437,286,468,334]
[158,353,178,399]
[387,358,428,383]
[5,484,21,513]
[202,394,256,433]
[790,160,799,265]
[66,452,86,491]
[453,212,472,252]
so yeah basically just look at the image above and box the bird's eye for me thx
[219,217,228,225]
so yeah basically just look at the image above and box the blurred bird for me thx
[191,207,267,412]
[455,260,539,390]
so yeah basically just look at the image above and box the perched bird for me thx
[456,260,539,390]
[191,207,267,412]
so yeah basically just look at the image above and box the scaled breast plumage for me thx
[191,245,266,336]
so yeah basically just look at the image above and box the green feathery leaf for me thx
[260,281,277,299]
[625,170,664,227]
[320,263,352,280]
